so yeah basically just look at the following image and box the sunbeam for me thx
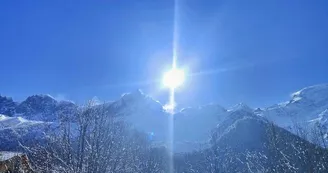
[168,0,180,172]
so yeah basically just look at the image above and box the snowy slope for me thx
[259,84,328,144]
[0,114,52,150]
[262,84,328,124]
[0,114,44,130]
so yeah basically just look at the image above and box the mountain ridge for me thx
[1,83,328,151]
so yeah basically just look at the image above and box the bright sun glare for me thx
[163,68,185,89]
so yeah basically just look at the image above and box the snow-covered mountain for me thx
[177,108,328,172]
[0,94,78,121]
[260,84,328,124]
[0,114,52,150]
[1,83,328,152]
[258,84,328,144]
[0,114,45,129]
[111,90,170,142]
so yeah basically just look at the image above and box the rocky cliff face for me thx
[0,151,34,173]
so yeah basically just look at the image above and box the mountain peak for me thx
[15,94,59,121]
[0,95,14,101]
[228,102,253,112]
[0,95,17,116]
[24,94,57,103]
[291,84,328,103]
[121,89,145,102]
[113,89,163,114]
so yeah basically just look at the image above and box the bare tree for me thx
[23,98,168,173]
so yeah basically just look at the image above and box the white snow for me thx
[263,84,328,123]
[291,84,328,102]
[0,114,45,130]
[0,151,22,161]
[0,114,8,121]
[228,103,253,112]
[259,84,328,145]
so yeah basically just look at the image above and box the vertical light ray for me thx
[168,0,179,172]
[168,88,175,173]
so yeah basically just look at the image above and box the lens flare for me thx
[163,68,185,89]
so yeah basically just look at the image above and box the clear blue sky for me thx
[1,0,327,108]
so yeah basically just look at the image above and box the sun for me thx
[162,68,185,89]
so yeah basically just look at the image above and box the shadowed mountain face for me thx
[175,110,328,173]
[0,96,17,116]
